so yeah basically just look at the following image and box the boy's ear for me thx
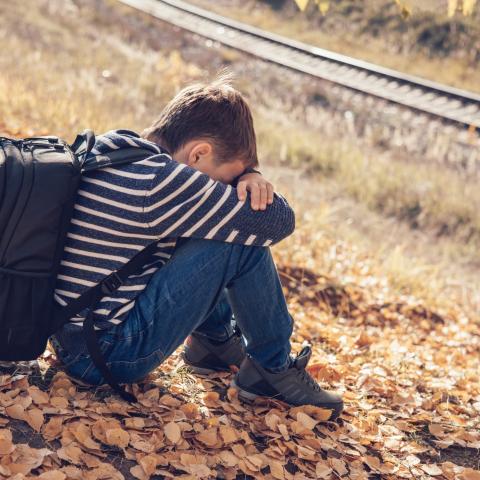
[187,141,213,165]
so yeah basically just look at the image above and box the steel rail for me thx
[118,0,480,130]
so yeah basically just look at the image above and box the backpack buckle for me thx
[101,272,123,294]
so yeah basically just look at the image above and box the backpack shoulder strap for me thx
[55,242,158,323]
[71,129,170,173]
[81,147,164,172]
[53,242,159,402]
[70,130,96,167]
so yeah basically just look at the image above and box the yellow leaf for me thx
[463,0,477,15]
[294,0,309,11]
[317,1,329,15]
[448,0,458,16]
[394,0,412,18]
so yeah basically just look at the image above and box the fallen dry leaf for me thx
[164,422,182,444]
[105,428,130,449]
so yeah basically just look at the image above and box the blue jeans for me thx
[50,238,293,385]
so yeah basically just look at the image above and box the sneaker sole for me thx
[185,364,221,375]
[231,378,261,402]
[231,378,343,420]
[181,353,230,375]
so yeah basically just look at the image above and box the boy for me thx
[50,77,343,419]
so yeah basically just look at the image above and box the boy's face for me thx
[173,140,246,184]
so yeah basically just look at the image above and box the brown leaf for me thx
[131,464,148,480]
[159,394,182,407]
[219,425,238,444]
[329,457,348,476]
[428,423,445,437]
[124,418,145,429]
[71,423,101,450]
[202,391,221,408]
[28,386,50,405]
[364,455,381,471]
[38,470,67,480]
[458,470,480,480]
[296,411,318,430]
[231,443,247,458]
[105,428,130,449]
[269,460,285,479]
[421,463,443,476]
[26,407,44,432]
[57,443,83,465]
[0,429,15,455]
[5,403,26,421]
[164,422,182,444]
[139,454,159,476]
[316,462,333,479]
[42,416,64,441]
[50,396,69,409]
[196,427,219,447]
[219,450,238,467]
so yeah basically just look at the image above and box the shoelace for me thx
[297,368,321,392]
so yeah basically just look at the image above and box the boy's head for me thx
[142,74,258,184]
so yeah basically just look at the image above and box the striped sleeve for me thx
[144,158,295,246]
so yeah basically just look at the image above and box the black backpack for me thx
[0,130,166,402]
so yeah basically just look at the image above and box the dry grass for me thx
[0,0,477,315]
[256,119,480,252]
[0,0,201,140]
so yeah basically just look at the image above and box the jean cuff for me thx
[264,355,292,374]
[194,322,235,343]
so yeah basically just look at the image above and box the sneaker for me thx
[231,346,343,420]
[182,329,246,374]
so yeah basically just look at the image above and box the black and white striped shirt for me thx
[54,130,295,330]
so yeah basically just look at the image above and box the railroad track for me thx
[118,0,480,130]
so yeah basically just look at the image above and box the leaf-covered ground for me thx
[1,1,479,478]
[1,185,479,479]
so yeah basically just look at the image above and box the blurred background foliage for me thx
[294,0,478,16]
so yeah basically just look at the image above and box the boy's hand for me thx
[237,172,274,211]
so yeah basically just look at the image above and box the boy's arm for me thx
[233,170,275,211]
[144,158,295,247]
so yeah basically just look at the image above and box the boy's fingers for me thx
[259,184,268,210]
[267,183,274,204]
[250,184,260,210]
[237,182,247,202]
